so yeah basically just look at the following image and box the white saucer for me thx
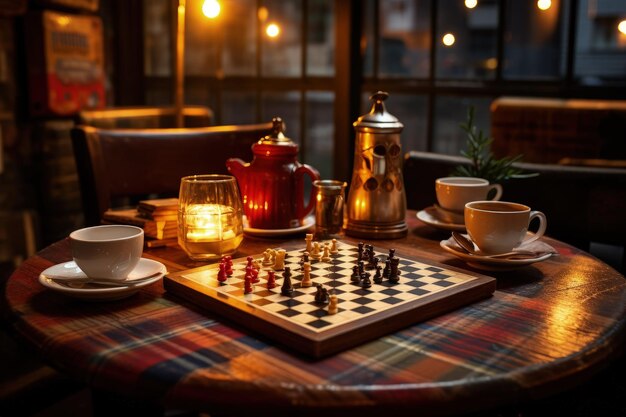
[244,215,315,237]
[417,207,466,232]
[439,239,553,271]
[39,258,166,301]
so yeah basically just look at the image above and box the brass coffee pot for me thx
[345,91,408,239]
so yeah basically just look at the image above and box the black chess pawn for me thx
[373,265,383,284]
[382,259,391,279]
[388,258,401,283]
[281,267,294,295]
[361,272,372,289]
[358,260,365,275]
[388,248,396,260]
[367,255,379,270]
[350,265,360,283]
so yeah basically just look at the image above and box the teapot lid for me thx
[258,117,294,145]
[353,91,404,132]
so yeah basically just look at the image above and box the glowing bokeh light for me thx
[465,0,478,9]
[442,33,456,46]
[202,0,220,18]
[266,23,280,38]
[537,0,551,11]
[619,20,626,35]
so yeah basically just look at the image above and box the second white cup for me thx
[464,201,547,254]
[435,177,503,213]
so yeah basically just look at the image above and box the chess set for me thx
[164,238,496,357]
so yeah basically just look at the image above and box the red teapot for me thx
[226,117,320,230]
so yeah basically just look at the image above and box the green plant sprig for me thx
[452,106,537,183]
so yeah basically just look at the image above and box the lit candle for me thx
[185,204,235,241]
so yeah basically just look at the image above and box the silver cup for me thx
[313,180,347,238]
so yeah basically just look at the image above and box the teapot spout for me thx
[226,158,248,183]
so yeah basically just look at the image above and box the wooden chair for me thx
[71,122,273,226]
[77,105,214,129]
[404,151,626,271]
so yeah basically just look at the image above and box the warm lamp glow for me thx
[202,0,221,18]
[465,0,477,9]
[266,23,280,38]
[442,33,456,46]
[485,57,497,70]
[56,15,71,26]
[619,20,626,35]
[537,0,551,11]
[185,204,235,241]
[258,6,269,21]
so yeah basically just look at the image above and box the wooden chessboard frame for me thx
[164,244,496,357]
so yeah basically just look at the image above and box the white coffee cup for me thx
[436,177,503,213]
[69,225,144,280]
[464,201,547,254]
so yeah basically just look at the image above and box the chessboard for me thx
[164,241,496,357]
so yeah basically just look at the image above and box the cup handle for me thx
[489,184,503,201]
[522,210,547,245]
[295,164,321,220]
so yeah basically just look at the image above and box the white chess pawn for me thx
[330,238,339,254]
[301,262,312,287]
[274,249,286,271]
[328,292,338,315]
[321,243,331,262]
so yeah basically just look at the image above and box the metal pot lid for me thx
[353,91,404,131]
[258,117,294,145]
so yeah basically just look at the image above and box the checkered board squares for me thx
[164,241,496,357]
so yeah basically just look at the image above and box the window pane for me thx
[307,0,335,76]
[363,0,375,76]
[436,0,498,79]
[575,0,626,84]
[143,0,171,76]
[433,96,493,155]
[261,0,302,77]
[222,0,257,76]
[379,0,431,78]
[504,0,568,79]
[305,92,334,179]
[222,91,257,124]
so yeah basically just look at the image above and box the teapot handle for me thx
[294,164,321,221]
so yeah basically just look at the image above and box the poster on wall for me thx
[26,10,105,117]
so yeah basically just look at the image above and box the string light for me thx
[202,0,220,18]
[266,23,280,38]
[442,33,456,47]
[537,0,551,11]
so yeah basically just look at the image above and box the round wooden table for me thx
[4,212,626,416]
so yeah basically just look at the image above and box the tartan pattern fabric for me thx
[4,238,624,412]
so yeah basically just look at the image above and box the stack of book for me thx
[102,198,178,242]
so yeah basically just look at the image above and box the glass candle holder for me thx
[178,175,244,261]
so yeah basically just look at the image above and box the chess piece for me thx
[357,242,364,261]
[310,242,321,260]
[351,265,360,283]
[388,248,396,260]
[301,262,312,287]
[321,243,331,262]
[314,284,329,304]
[373,265,383,284]
[382,259,391,279]
[388,258,401,283]
[361,273,372,289]
[217,262,228,283]
[266,271,276,289]
[305,233,313,253]
[328,292,338,315]
[224,255,233,276]
[281,267,294,295]
[330,238,339,254]
[252,259,261,271]
[244,275,253,294]
[262,249,274,266]
[274,249,286,271]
